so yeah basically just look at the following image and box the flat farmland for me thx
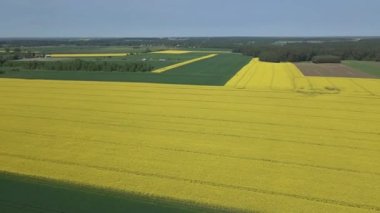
[161,54,251,84]
[343,61,380,77]
[295,62,376,78]
[226,59,380,95]
[152,54,217,73]
[226,58,303,90]
[47,53,129,58]
[105,52,210,69]
[22,45,167,54]
[153,50,231,54]
[15,52,209,70]
[0,78,380,212]
[294,77,380,95]
[152,50,193,54]
[0,53,249,86]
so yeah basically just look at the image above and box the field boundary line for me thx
[238,59,259,89]
[151,54,217,73]
[225,58,257,88]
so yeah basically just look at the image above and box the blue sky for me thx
[0,0,379,37]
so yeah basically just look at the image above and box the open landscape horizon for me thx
[1,0,380,212]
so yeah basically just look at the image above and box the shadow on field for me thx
[0,172,240,213]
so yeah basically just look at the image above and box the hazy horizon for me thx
[1,0,379,37]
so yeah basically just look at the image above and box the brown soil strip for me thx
[295,62,377,78]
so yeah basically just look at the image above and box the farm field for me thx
[152,54,217,73]
[153,50,231,54]
[90,52,209,69]
[0,78,380,212]
[153,50,193,54]
[294,77,380,95]
[21,45,168,54]
[47,53,129,58]
[41,52,209,69]
[343,61,380,77]
[0,53,250,86]
[160,53,251,84]
[226,59,380,95]
[226,58,303,90]
[295,62,376,78]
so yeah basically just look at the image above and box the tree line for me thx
[2,37,380,64]
[0,59,154,72]
[233,39,380,62]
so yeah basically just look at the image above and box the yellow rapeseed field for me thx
[152,50,231,54]
[0,78,379,212]
[295,77,380,95]
[226,58,380,95]
[225,58,303,90]
[152,50,193,54]
[152,54,217,73]
[189,50,232,54]
[48,53,129,58]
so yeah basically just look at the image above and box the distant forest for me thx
[1,60,154,72]
[233,39,380,62]
[1,37,380,63]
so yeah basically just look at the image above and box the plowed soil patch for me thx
[295,63,376,78]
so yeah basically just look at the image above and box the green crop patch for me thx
[343,60,380,77]
[163,54,250,76]
[0,53,251,86]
